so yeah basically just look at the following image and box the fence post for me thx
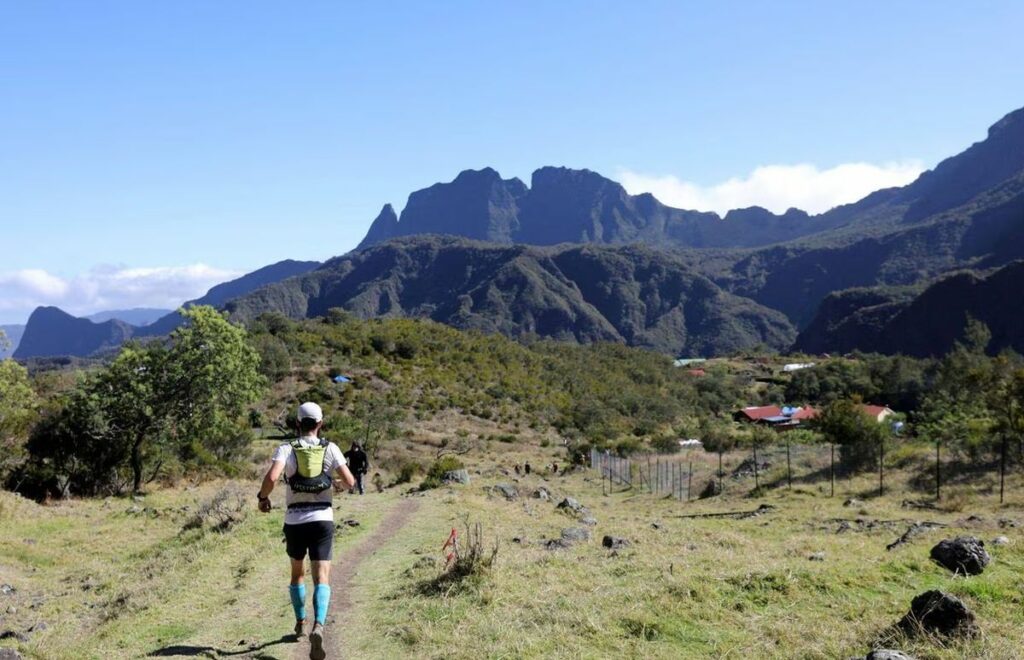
[647,455,653,494]
[830,441,835,498]
[786,437,792,489]
[687,461,693,501]
[878,436,884,498]
[753,443,760,491]
[718,451,723,495]
[935,438,941,501]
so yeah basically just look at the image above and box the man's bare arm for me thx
[257,460,286,511]
[334,463,356,491]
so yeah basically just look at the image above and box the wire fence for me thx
[590,439,1022,503]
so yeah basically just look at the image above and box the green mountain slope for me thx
[794,260,1024,357]
[227,236,795,356]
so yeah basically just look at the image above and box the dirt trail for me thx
[294,497,421,660]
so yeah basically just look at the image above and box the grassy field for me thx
[2,436,1022,659]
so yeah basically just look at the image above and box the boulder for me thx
[560,527,591,543]
[930,536,990,575]
[808,552,826,562]
[898,590,977,638]
[843,498,863,507]
[532,487,550,501]
[865,651,916,660]
[492,484,518,501]
[556,497,586,514]
[602,535,630,549]
[0,584,14,596]
[0,648,24,660]
[698,479,722,499]
[0,631,28,643]
[581,516,598,526]
[992,535,1010,546]
[441,469,470,485]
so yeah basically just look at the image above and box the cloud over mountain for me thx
[617,160,924,215]
[0,263,241,323]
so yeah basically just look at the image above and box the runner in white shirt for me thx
[257,402,355,660]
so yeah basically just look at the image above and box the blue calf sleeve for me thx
[289,583,306,621]
[313,584,331,625]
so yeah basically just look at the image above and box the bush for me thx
[650,435,681,454]
[394,460,422,485]
[419,455,466,490]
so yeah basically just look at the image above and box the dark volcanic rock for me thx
[698,479,722,499]
[556,497,587,515]
[602,535,630,549]
[898,590,977,638]
[930,536,991,575]
[0,647,25,659]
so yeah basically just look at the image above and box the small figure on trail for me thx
[372,471,384,493]
[552,462,559,475]
[257,402,355,660]
[344,442,369,495]
[514,464,521,476]
[524,462,532,475]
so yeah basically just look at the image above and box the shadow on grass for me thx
[148,633,297,657]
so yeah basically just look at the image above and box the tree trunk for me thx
[1000,435,1007,504]
[131,435,144,494]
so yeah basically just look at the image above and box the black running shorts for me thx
[283,521,335,561]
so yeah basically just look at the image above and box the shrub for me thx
[650,435,681,454]
[419,455,465,490]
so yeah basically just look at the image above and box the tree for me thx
[20,306,265,497]
[989,364,1024,504]
[95,344,168,492]
[745,425,775,491]
[700,421,736,495]
[812,397,887,472]
[0,357,38,476]
[161,306,266,468]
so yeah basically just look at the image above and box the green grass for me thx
[2,448,1022,659]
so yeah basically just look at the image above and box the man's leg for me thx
[311,559,332,624]
[284,524,308,635]
[289,558,307,626]
[307,522,334,660]
[356,472,365,495]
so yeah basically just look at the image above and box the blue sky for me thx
[1,1,1023,323]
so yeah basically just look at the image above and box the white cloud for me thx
[0,264,242,324]
[617,161,925,216]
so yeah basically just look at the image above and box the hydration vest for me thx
[286,438,333,495]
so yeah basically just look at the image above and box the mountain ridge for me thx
[228,236,796,356]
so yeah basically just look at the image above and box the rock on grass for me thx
[897,590,977,638]
[929,536,990,575]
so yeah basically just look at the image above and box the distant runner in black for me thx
[344,442,369,495]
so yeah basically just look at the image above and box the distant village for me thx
[673,357,898,440]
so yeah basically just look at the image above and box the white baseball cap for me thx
[297,401,323,422]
